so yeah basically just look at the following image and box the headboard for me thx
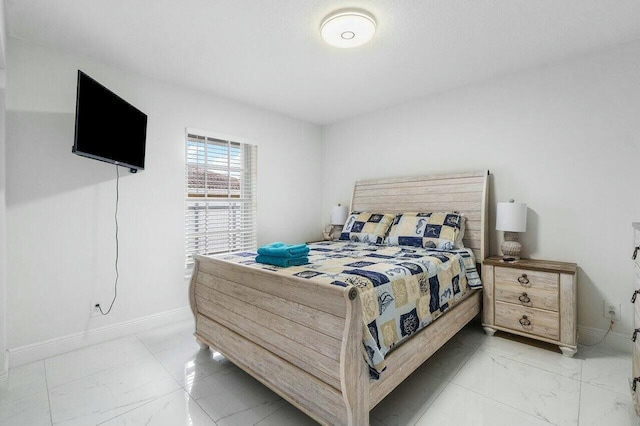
[350,170,490,262]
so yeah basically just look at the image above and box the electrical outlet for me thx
[603,301,621,321]
[90,302,101,317]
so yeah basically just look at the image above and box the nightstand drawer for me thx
[495,284,559,312]
[495,267,558,292]
[495,301,560,341]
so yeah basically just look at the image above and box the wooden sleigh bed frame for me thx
[189,171,490,425]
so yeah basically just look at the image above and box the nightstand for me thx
[482,256,578,357]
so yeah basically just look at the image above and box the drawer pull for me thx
[517,274,530,286]
[632,290,640,303]
[634,246,640,260]
[633,377,640,392]
[519,315,531,327]
[633,328,640,342]
[518,292,531,304]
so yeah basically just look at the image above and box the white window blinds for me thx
[185,132,257,269]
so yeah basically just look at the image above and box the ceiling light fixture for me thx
[321,9,376,48]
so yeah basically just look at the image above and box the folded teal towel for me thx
[257,242,309,258]
[256,255,309,268]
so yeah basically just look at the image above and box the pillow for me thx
[339,212,395,244]
[385,212,463,249]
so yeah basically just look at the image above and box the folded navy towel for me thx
[257,242,310,258]
[256,255,309,268]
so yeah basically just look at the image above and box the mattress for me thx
[217,241,482,378]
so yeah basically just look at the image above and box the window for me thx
[185,130,257,269]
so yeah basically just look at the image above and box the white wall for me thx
[322,40,640,335]
[0,87,6,374]
[5,38,323,351]
[0,0,7,376]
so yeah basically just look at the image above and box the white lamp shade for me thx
[331,205,349,225]
[496,201,527,232]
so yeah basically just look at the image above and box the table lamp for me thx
[329,204,348,240]
[496,199,527,261]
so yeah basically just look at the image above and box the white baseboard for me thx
[578,324,632,354]
[8,306,193,368]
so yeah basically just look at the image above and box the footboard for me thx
[189,255,368,425]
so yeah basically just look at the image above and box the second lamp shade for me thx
[331,205,349,226]
[496,201,527,232]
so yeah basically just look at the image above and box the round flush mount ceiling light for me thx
[321,9,376,48]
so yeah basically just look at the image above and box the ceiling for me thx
[5,0,640,124]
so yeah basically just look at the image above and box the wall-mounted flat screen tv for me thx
[73,70,147,172]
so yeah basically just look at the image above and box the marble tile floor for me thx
[0,320,637,425]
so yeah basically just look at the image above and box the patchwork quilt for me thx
[217,241,482,378]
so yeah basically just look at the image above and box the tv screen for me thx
[73,70,147,171]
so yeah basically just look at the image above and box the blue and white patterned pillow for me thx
[339,212,395,244]
[385,212,462,249]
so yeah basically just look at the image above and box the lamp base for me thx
[329,225,343,241]
[501,231,522,261]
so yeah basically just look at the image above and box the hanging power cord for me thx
[579,318,614,347]
[97,164,120,315]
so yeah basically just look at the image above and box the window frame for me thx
[184,128,257,271]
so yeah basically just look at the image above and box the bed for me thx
[189,170,490,425]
